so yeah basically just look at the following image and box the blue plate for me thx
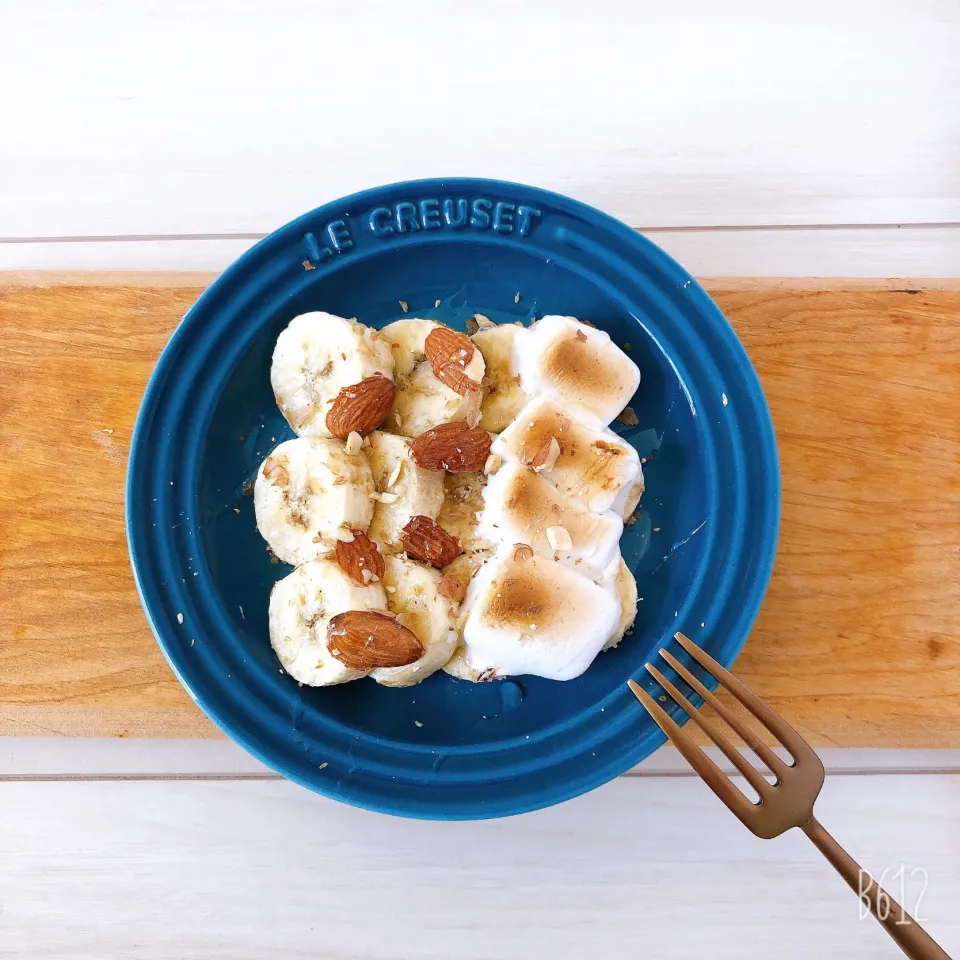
[126,178,779,819]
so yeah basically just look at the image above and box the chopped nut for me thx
[483,453,502,475]
[345,431,363,455]
[514,292,521,303]
[530,437,561,472]
[546,525,573,551]
[302,260,315,271]
[176,613,184,625]
[334,528,355,543]
[575,329,588,343]
[435,299,442,308]
[399,300,409,312]
[439,572,468,603]
[263,455,290,487]
[615,406,639,428]
[379,491,400,504]
[369,491,382,501]
[387,461,403,488]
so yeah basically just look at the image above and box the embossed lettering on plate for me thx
[366,197,542,239]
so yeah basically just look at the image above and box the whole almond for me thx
[425,327,479,396]
[327,610,423,669]
[409,421,492,473]
[325,374,396,440]
[335,531,386,585]
[402,516,462,567]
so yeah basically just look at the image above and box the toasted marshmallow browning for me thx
[513,315,640,426]
[478,462,622,575]
[491,396,643,516]
[460,547,621,681]
[269,558,387,686]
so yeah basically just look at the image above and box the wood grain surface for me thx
[1,276,958,744]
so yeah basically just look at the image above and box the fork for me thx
[628,632,951,960]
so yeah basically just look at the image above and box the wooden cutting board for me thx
[1,274,958,746]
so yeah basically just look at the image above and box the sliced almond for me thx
[327,611,423,669]
[438,572,468,603]
[530,437,561,472]
[378,491,400,504]
[334,527,355,543]
[424,327,480,396]
[546,525,573,551]
[262,454,290,487]
[325,373,396,440]
[402,516,462,567]
[335,531,386,585]
[409,422,492,473]
[483,453,502,475]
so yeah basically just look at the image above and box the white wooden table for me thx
[2,2,959,956]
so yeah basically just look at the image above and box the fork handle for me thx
[801,818,951,958]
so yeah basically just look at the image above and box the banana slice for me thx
[269,557,387,686]
[603,556,638,650]
[366,431,444,553]
[254,437,375,566]
[513,315,640,427]
[472,323,528,432]
[271,312,394,437]
[371,556,457,687]
[435,471,494,554]
[381,319,482,438]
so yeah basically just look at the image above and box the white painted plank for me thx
[1,776,957,958]
[2,225,958,276]
[1,0,958,237]
[4,737,960,779]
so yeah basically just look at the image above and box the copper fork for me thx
[629,632,951,960]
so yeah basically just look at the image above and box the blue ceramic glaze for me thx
[126,178,780,820]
